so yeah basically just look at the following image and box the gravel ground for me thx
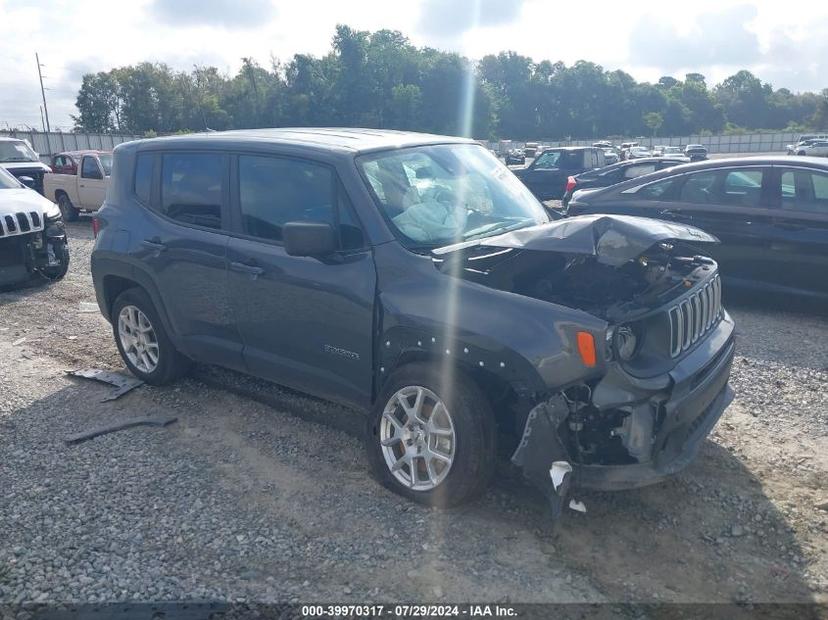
[0,219,826,608]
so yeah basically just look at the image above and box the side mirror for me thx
[18,176,35,189]
[283,221,337,257]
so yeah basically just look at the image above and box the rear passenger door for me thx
[769,167,828,297]
[132,151,243,368]
[226,153,376,409]
[660,167,776,287]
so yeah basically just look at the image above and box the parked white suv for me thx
[0,166,69,288]
[786,134,828,155]
[792,140,828,157]
[0,137,52,195]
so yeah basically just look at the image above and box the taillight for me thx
[566,176,577,193]
[91,216,101,238]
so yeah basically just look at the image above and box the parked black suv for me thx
[513,146,606,200]
[91,129,735,515]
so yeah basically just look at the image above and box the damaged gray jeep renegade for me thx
[91,129,735,515]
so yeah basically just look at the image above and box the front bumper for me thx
[580,315,735,490]
[513,312,735,512]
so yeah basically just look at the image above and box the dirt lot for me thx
[0,219,826,607]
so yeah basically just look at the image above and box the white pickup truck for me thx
[43,150,112,221]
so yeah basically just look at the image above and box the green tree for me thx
[72,25,827,139]
[643,111,664,137]
[73,72,120,132]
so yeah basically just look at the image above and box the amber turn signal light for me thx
[577,331,597,367]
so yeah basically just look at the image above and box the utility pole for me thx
[36,53,51,132]
[40,106,46,133]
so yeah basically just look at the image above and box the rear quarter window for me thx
[134,153,154,205]
[160,153,224,229]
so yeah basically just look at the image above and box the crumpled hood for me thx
[433,214,718,267]
[0,188,60,219]
[0,161,51,172]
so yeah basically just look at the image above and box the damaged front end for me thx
[434,215,736,516]
[0,209,69,288]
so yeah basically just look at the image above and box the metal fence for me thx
[1,130,141,162]
[489,131,827,155]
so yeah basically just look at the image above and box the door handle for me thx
[141,238,167,252]
[230,261,264,277]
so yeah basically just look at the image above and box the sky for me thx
[1,0,827,130]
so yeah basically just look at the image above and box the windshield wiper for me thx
[463,219,533,241]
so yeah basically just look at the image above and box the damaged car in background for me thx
[0,166,69,289]
[91,130,734,518]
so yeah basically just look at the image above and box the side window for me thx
[679,171,718,204]
[134,153,154,205]
[781,169,828,214]
[238,155,334,242]
[634,177,677,200]
[532,151,557,169]
[161,153,223,229]
[81,156,102,179]
[720,169,763,207]
[52,155,64,171]
[623,164,656,179]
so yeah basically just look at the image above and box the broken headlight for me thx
[610,325,639,361]
[44,214,65,238]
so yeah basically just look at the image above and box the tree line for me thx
[72,25,828,140]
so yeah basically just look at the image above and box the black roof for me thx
[539,146,601,152]
[574,155,828,200]
[651,155,828,170]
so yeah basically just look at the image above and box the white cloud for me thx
[0,0,826,130]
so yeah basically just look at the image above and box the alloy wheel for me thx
[379,386,456,491]
[117,305,159,374]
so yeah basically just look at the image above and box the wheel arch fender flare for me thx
[375,325,549,407]
[96,259,180,349]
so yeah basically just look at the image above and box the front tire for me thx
[41,241,69,281]
[365,363,497,507]
[57,193,79,222]
[111,287,191,385]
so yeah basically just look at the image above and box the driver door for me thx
[520,150,569,199]
[78,155,107,209]
[226,153,376,409]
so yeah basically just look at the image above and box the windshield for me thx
[99,153,113,175]
[0,140,39,163]
[357,144,548,248]
[0,166,22,189]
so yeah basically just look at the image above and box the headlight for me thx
[613,325,638,361]
[44,213,65,237]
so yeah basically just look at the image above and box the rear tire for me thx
[57,193,79,222]
[365,362,497,507]
[111,287,191,385]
